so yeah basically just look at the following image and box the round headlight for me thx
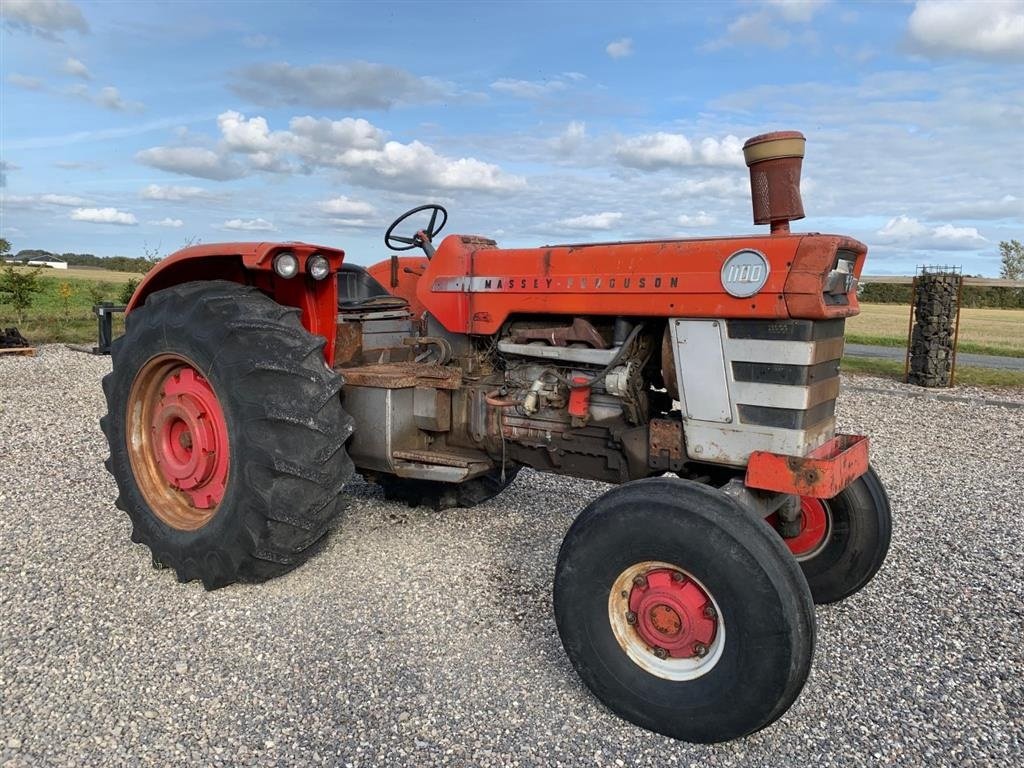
[307,253,330,281]
[273,251,299,279]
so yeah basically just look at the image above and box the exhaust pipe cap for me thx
[743,130,806,232]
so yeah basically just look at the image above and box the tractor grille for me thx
[668,318,845,466]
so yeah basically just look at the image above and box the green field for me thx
[1,269,130,344]
[848,303,1024,357]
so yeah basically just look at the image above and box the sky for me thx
[1,0,1022,275]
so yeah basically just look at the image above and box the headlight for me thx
[306,253,330,281]
[273,251,299,279]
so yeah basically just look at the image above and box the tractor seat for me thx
[338,263,409,311]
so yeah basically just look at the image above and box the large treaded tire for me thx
[100,280,354,589]
[554,477,815,743]
[375,467,520,511]
[798,466,892,604]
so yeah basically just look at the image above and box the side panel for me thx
[420,233,866,336]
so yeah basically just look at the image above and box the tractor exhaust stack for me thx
[743,130,806,235]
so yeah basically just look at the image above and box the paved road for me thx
[845,343,1024,371]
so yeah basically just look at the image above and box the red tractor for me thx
[101,131,891,743]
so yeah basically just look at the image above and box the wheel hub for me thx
[628,568,717,659]
[774,497,831,559]
[150,367,228,510]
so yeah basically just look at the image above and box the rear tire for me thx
[100,280,354,589]
[794,466,892,604]
[375,466,519,510]
[554,477,815,743]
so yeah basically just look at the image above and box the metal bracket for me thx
[648,419,684,472]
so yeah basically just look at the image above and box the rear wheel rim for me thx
[608,561,725,681]
[127,354,230,530]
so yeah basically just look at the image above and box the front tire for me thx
[100,280,354,589]
[554,477,815,743]
[781,466,892,604]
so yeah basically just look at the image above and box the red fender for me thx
[128,242,345,365]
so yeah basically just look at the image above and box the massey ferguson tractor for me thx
[101,131,891,743]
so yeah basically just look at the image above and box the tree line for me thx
[11,249,158,274]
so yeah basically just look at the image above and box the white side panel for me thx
[670,319,732,423]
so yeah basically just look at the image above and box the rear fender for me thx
[127,242,345,364]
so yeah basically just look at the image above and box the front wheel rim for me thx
[126,354,230,531]
[608,561,725,681]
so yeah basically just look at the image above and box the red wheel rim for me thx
[770,497,830,559]
[628,568,718,659]
[608,561,725,681]
[127,355,230,530]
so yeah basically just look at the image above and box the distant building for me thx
[24,254,68,269]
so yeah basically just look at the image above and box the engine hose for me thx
[485,390,520,408]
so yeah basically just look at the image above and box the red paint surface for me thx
[629,569,718,659]
[745,434,869,498]
[151,365,229,509]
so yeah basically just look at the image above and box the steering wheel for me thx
[384,204,447,257]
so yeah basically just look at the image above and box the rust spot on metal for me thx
[648,419,683,471]
[338,362,462,390]
[510,317,607,348]
[746,434,869,498]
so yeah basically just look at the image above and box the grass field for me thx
[7,264,139,283]
[848,303,1024,357]
[1,270,129,344]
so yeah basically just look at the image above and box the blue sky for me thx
[1,0,1022,274]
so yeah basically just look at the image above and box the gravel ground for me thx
[2,345,1022,767]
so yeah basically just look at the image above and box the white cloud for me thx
[678,211,717,227]
[2,193,91,207]
[7,73,45,90]
[876,215,987,250]
[140,184,222,202]
[606,38,634,58]
[557,211,623,230]
[213,110,525,192]
[223,217,276,231]
[615,132,744,170]
[136,146,247,181]
[317,196,376,217]
[703,0,826,50]
[908,0,1024,59]
[553,121,587,155]
[63,57,91,79]
[71,207,138,225]
[149,217,184,228]
[242,33,276,49]
[1,0,89,39]
[766,0,830,23]
[229,61,452,109]
[63,83,144,112]
[491,78,567,99]
[664,175,747,198]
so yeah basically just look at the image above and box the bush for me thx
[0,266,44,323]
[119,278,140,305]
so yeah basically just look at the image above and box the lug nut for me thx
[670,571,685,583]
[693,642,708,658]
[632,575,647,588]
[652,646,669,660]
[703,604,717,620]
[625,611,637,625]
[620,590,628,598]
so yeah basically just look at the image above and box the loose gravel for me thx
[1,346,1022,767]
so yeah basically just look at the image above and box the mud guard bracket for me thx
[745,434,869,498]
